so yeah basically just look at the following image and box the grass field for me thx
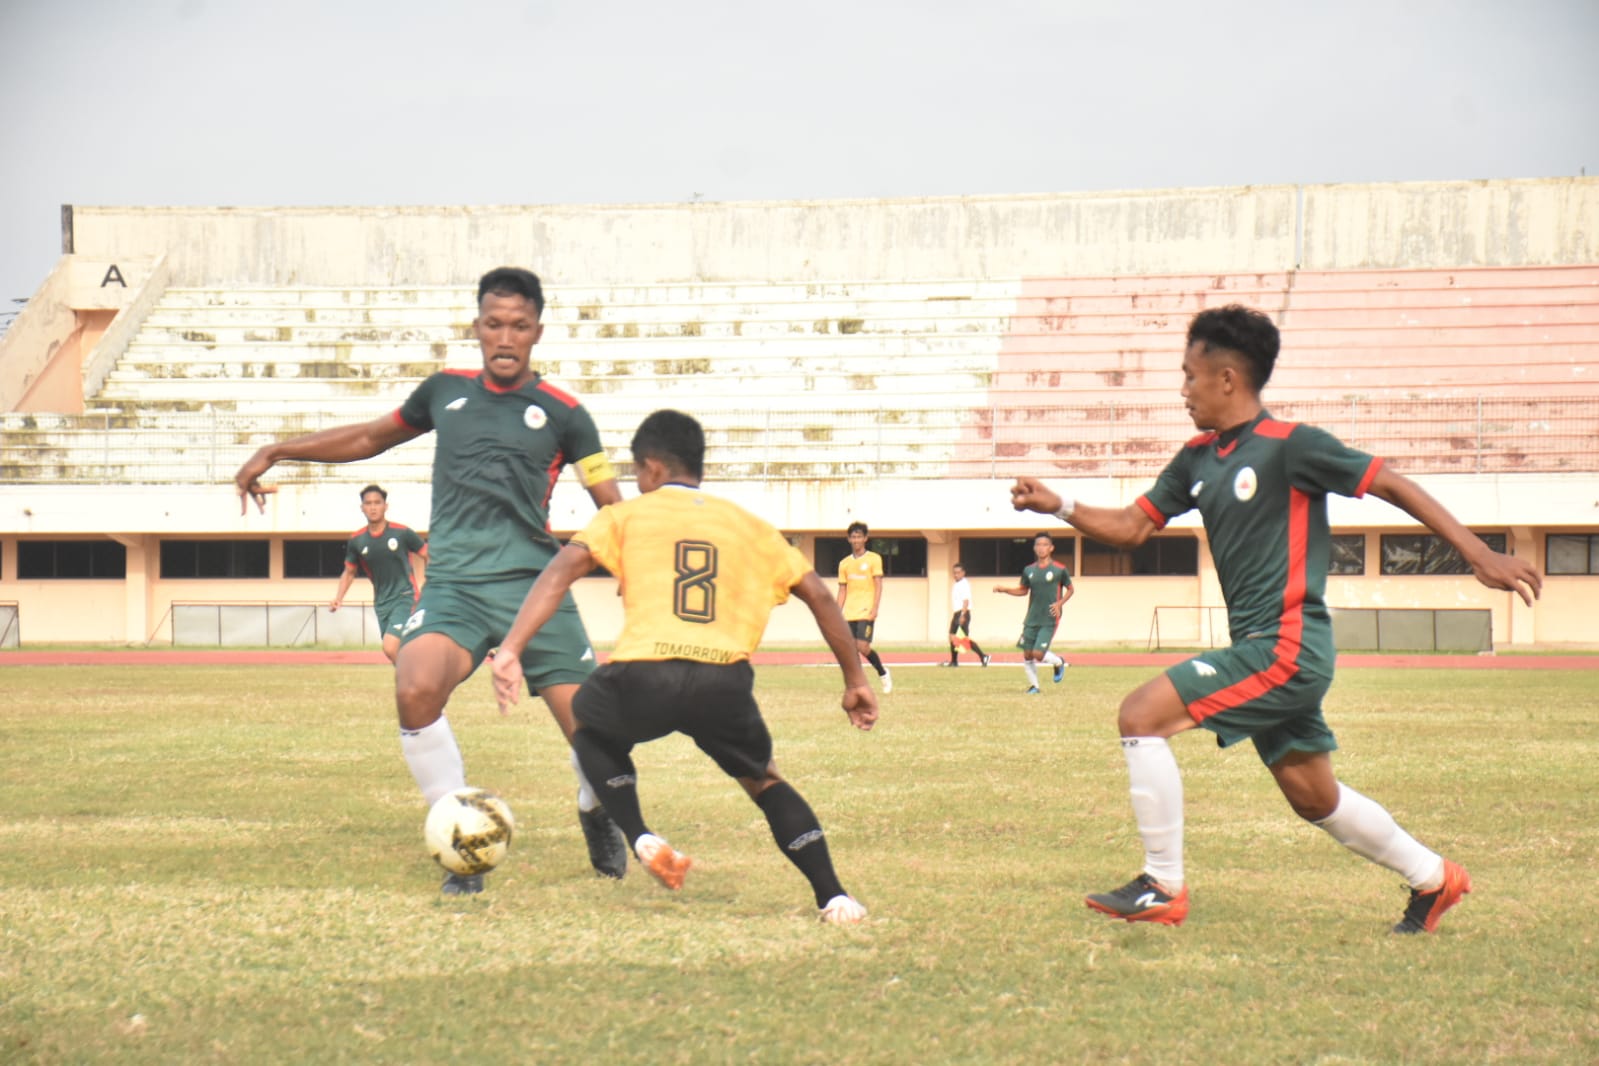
[2,662,1596,1064]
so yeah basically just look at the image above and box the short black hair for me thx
[477,267,545,316]
[847,521,869,537]
[1187,304,1280,391]
[1033,531,1054,545]
[631,409,704,480]
[360,484,387,501]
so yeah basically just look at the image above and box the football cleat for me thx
[819,894,868,924]
[578,804,628,879]
[635,833,692,891]
[441,871,485,896]
[1086,873,1189,925]
[880,671,893,694]
[1025,686,1041,695]
[1392,859,1472,934]
[980,654,991,667]
[1053,661,1068,683]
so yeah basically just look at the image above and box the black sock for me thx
[970,640,986,658]
[865,651,885,676]
[755,781,845,907]
[573,728,647,846]
[949,647,959,664]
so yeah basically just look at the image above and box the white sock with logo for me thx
[571,747,601,812]
[1313,782,1444,890]
[1023,660,1039,686]
[1123,736,1184,889]
[400,716,466,806]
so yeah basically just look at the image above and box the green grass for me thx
[1,664,1596,1064]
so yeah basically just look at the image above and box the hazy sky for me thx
[2,0,1596,307]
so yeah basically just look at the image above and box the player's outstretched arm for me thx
[792,571,878,731]
[235,414,421,514]
[490,542,596,713]
[1367,466,1542,605]
[1009,476,1159,549]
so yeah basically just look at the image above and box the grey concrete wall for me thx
[61,178,1598,290]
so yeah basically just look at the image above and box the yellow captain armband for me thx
[574,451,617,487]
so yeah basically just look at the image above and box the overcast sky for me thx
[2,0,1596,308]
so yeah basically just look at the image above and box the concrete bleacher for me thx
[2,266,1594,484]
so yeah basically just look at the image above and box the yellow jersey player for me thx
[836,521,891,692]
[490,410,879,923]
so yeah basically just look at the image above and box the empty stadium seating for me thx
[2,267,1595,483]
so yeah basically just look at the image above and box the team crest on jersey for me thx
[387,537,398,551]
[1233,466,1258,502]
[1046,571,1056,582]
[523,405,548,430]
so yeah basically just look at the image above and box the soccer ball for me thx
[424,787,515,875]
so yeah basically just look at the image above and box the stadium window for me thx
[959,535,1076,577]
[1329,534,1366,576]
[283,540,349,579]
[1080,535,1199,576]
[814,535,928,577]
[1546,533,1599,575]
[1379,532,1507,576]
[16,540,126,579]
[160,540,270,579]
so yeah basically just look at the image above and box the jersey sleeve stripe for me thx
[1353,456,1384,498]
[1135,495,1169,529]
[1255,418,1297,439]
[391,408,422,430]
[536,379,581,408]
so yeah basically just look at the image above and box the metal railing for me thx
[3,396,1596,484]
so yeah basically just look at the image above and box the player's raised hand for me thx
[842,684,878,731]
[489,648,523,715]
[1009,476,1062,516]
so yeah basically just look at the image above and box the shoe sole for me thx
[1085,895,1189,926]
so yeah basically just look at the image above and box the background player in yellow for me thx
[490,410,879,923]
[836,521,891,692]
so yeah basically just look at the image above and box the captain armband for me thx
[574,451,617,487]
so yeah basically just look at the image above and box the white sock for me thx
[399,716,465,806]
[1123,736,1184,889]
[571,747,600,812]
[1042,651,1063,667]
[1313,782,1444,890]
[1023,660,1039,685]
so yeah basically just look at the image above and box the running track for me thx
[2,650,1594,669]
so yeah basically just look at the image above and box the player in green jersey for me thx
[330,484,427,663]
[236,266,631,894]
[1010,304,1540,934]
[993,532,1072,693]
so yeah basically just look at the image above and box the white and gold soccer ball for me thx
[424,787,515,876]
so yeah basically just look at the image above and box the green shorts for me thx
[1017,622,1057,653]
[399,577,594,693]
[376,597,417,637]
[1165,637,1338,767]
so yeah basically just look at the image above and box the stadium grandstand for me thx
[0,177,1595,651]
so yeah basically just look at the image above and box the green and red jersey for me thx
[395,370,614,584]
[1137,410,1382,668]
[344,521,425,616]
[1019,561,1071,628]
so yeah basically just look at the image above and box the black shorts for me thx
[948,611,971,636]
[573,659,773,781]
[848,619,875,643]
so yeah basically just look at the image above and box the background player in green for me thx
[1010,304,1541,933]
[235,266,630,894]
[488,410,879,923]
[992,532,1071,693]
[330,483,427,663]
